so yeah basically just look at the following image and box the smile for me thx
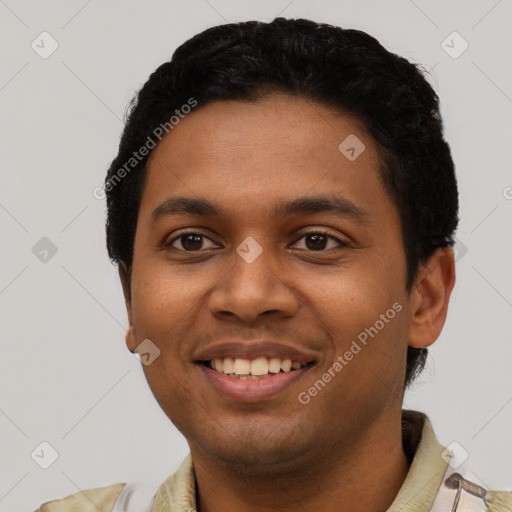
[198,357,315,402]
[205,356,308,379]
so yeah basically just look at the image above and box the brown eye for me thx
[166,232,217,251]
[293,231,348,251]
[305,233,329,250]
[179,234,204,251]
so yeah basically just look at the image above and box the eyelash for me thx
[164,230,349,252]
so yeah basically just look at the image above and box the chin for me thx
[211,444,304,472]
[192,422,313,471]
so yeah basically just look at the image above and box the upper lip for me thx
[194,340,317,365]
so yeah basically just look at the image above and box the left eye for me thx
[292,231,347,251]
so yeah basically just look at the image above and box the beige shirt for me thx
[35,410,512,511]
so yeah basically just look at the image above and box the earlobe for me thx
[125,325,137,353]
[408,247,456,349]
[118,261,135,352]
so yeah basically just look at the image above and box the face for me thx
[123,94,415,468]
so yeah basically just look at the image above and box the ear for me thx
[119,261,137,353]
[408,247,456,349]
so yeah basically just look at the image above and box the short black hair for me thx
[104,17,459,390]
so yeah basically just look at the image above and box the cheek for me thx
[311,261,402,328]
[130,267,203,419]
[131,260,197,326]
[310,265,408,382]
[128,272,198,378]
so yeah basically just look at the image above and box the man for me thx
[36,17,511,512]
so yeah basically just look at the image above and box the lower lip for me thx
[198,364,312,402]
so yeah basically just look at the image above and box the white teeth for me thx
[268,358,281,373]
[223,357,234,374]
[281,359,292,372]
[233,358,251,375]
[208,357,307,377]
[250,357,268,376]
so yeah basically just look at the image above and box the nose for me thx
[208,241,299,323]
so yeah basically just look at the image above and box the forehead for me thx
[140,95,392,224]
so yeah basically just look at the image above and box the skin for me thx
[119,94,455,512]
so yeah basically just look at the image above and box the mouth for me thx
[197,356,315,402]
[200,356,313,379]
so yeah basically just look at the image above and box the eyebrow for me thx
[151,195,370,225]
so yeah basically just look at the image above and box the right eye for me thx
[164,231,218,252]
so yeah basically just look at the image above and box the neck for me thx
[189,409,411,512]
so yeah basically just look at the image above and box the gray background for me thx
[1,0,511,510]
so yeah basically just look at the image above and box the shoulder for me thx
[34,482,126,512]
[403,410,512,512]
[486,489,512,512]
